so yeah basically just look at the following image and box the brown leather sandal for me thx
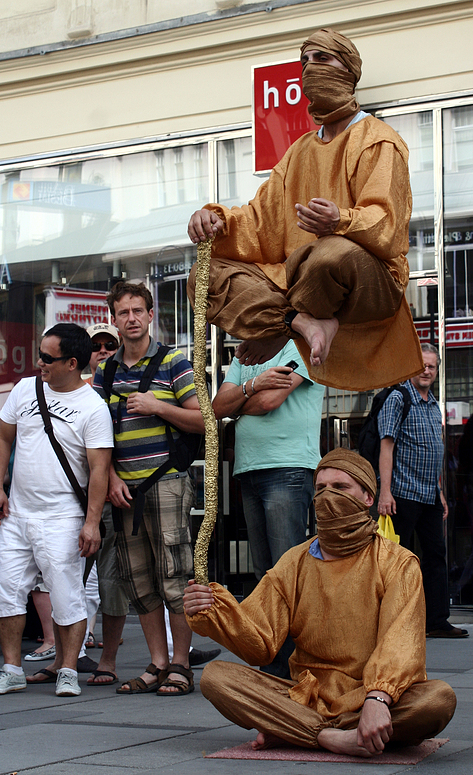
[116,663,168,694]
[156,663,194,696]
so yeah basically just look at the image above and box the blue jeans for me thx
[239,467,314,581]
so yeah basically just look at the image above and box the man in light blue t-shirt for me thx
[213,340,324,677]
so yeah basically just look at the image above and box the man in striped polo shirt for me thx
[94,281,204,696]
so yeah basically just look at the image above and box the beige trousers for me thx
[200,661,456,749]
[187,236,404,340]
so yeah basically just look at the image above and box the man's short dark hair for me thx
[421,342,440,365]
[43,323,92,371]
[107,281,153,316]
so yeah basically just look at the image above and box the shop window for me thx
[451,106,473,171]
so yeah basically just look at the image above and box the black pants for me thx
[393,495,450,631]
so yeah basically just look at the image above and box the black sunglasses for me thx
[91,341,117,352]
[38,349,69,365]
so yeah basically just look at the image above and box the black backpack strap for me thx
[35,376,88,515]
[111,345,173,535]
[138,346,170,393]
[397,385,412,424]
[102,356,119,401]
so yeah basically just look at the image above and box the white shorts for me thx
[0,515,87,626]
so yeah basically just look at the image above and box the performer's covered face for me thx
[313,449,378,557]
[300,27,362,125]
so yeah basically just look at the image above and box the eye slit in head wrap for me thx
[300,28,362,126]
[300,28,362,83]
[314,448,377,497]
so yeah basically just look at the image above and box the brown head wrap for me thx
[314,448,377,497]
[300,28,362,83]
[313,450,378,557]
[300,28,362,125]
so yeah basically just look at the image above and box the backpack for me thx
[102,345,203,534]
[358,384,411,475]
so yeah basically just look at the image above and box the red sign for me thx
[252,61,316,174]
[44,286,109,330]
[415,320,473,348]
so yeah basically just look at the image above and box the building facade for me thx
[0,0,472,599]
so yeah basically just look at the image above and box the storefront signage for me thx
[410,230,473,247]
[252,61,315,174]
[415,319,473,347]
[8,181,111,213]
[44,286,109,330]
[160,259,193,277]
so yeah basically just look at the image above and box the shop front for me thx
[1,90,473,599]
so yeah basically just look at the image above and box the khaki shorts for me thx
[115,474,194,615]
[96,502,129,617]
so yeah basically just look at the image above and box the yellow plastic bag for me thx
[377,514,400,544]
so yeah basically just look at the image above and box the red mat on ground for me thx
[206,737,448,764]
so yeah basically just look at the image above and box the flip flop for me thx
[156,664,194,697]
[26,668,57,684]
[87,669,118,686]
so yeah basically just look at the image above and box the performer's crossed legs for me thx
[187,236,403,367]
[200,661,456,757]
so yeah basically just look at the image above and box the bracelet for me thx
[364,696,390,707]
[251,376,257,394]
[242,381,250,399]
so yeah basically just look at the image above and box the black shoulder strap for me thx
[35,376,88,515]
[397,385,412,424]
[102,356,119,401]
[138,345,171,393]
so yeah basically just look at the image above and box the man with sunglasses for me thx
[0,323,113,696]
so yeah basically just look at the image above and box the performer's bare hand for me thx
[295,198,340,236]
[184,579,215,616]
[357,694,393,755]
[377,488,396,517]
[188,209,224,244]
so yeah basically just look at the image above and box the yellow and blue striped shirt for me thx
[93,338,196,485]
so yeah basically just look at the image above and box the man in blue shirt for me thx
[377,343,467,638]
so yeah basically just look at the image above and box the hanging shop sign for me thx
[415,319,473,347]
[44,286,109,331]
[252,60,315,174]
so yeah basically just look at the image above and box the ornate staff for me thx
[193,238,219,585]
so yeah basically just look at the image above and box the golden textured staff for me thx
[193,237,219,585]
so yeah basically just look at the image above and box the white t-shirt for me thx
[1,377,113,519]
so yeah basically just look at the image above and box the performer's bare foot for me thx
[251,731,288,750]
[290,313,339,367]
[235,336,288,366]
[317,728,378,758]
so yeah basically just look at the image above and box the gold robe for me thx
[187,536,428,719]
[204,115,423,390]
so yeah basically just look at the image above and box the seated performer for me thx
[184,450,456,758]
[187,28,423,392]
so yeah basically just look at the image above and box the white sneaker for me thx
[55,668,81,696]
[0,668,26,694]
